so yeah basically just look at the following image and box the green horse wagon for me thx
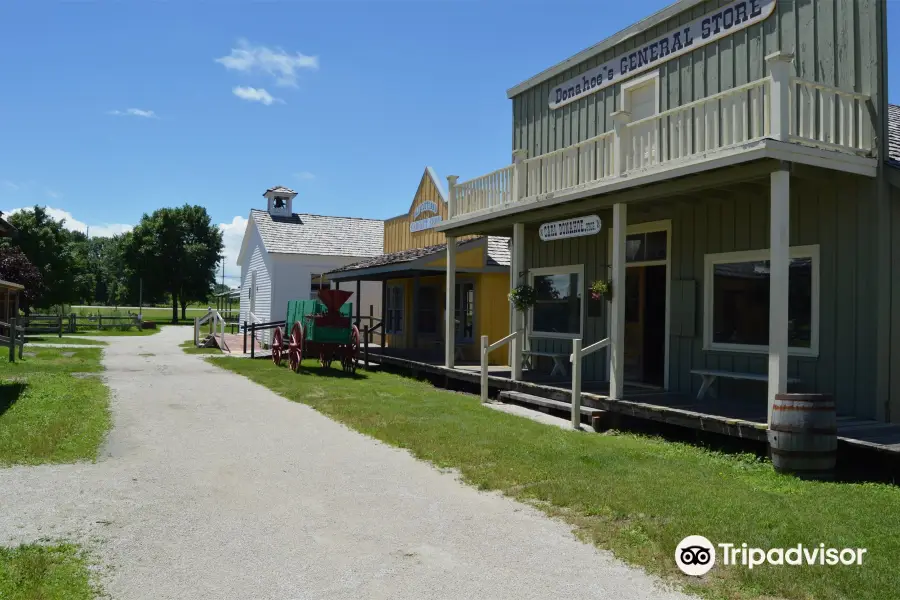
[271,288,360,373]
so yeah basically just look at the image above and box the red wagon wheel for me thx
[288,321,304,373]
[272,327,284,366]
[343,325,360,374]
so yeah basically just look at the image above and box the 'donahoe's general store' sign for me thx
[410,200,443,232]
[539,215,601,242]
[548,0,776,110]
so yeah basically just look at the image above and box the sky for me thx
[1,1,899,286]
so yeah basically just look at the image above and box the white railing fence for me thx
[448,63,875,221]
[479,331,519,403]
[194,308,229,352]
[570,337,609,429]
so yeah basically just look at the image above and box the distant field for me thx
[70,306,238,322]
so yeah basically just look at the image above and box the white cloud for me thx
[218,215,248,287]
[6,206,133,238]
[216,39,318,87]
[109,108,158,119]
[232,86,281,105]
[46,189,61,199]
[295,171,315,181]
[2,181,20,191]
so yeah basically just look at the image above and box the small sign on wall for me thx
[410,200,443,232]
[539,215,601,242]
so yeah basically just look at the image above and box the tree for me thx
[124,205,223,323]
[2,206,78,308]
[0,246,43,313]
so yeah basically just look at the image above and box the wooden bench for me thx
[690,369,801,400]
[522,350,570,378]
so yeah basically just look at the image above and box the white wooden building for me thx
[236,186,384,344]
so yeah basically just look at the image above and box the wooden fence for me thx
[0,319,25,362]
[22,314,142,335]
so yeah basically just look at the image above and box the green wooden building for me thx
[437,0,900,425]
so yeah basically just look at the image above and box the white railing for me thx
[789,77,874,154]
[448,63,875,221]
[570,337,609,429]
[479,331,519,403]
[194,308,229,352]
[450,165,514,218]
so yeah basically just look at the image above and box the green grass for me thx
[179,340,223,355]
[212,357,900,600]
[25,336,108,346]
[0,348,109,465]
[0,544,96,600]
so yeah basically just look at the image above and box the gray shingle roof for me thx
[889,104,899,167]
[486,236,510,267]
[328,242,453,274]
[264,186,296,195]
[251,209,384,258]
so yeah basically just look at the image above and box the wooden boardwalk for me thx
[364,352,900,455]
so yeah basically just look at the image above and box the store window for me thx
[455,282,475,341]
[529,265,583,338]
[386,285,404,334]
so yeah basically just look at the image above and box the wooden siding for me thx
[524,171,880,418]
[890,182,900,422]
[511,0,883,158]
[384,171,449,253]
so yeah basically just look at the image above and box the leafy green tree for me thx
[178,205,224,319]
[1,206,77,308]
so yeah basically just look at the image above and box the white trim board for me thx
[605,220,672,389]
[527,264,586,340]
[702,245,821,357]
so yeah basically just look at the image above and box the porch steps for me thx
[498,390,602,419]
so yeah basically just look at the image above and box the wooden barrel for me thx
[767,393,837,480]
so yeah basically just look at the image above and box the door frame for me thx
[606,219,672,390]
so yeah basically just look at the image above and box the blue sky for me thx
[1,1,898,285]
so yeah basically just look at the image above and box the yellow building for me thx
[328,167,510,364]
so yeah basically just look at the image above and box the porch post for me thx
[768,168,791,425]
[512,149,528,202]
[355,279,361,327]
[766,52,794,142]
[380,282,387,350]
[510,222,525,380]
[447,175,458,219]
[609,203,627,399]
[445,236,457,368]
[412,276,420,352]
[611,111,631,176]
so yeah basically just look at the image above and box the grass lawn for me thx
[0,348,109,465]
[179,340,223,355]
[0,544,96,600]
[212,357,900,600]
[25,336,108,346]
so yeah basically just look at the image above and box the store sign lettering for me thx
[539,215,601,241]
[548,0,775,110]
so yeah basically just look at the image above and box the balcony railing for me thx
[448,54,875,221]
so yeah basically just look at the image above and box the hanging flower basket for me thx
[590,279,612,302]
[508,284,537,312]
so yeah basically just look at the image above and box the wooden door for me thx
[623,267,645,381]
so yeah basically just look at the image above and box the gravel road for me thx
[0,326,694,600]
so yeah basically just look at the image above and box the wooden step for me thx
[498,390,603,418]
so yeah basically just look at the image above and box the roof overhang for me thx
[0,279,25,291]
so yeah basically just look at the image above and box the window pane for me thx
[625,234,645,263]
[532,273,581,335]
[712,257,812,348]
[645,230,667,261]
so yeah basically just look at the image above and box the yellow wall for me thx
[384,272,510,365]
[384,169,477,253]
[424,245,484,269]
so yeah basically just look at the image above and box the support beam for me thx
[510,223,525,380]
[380,282,387,350]
[609,203,627,400]
[411,276,420,351]
[768,169,791,425]
[445,237,457,368]
[355,280,361,327]
[766,52,794,142]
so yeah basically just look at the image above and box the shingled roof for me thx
[329,235,510,277]
[889,104,899,168]
[251,209,384,258]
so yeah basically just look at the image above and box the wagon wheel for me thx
[288,321,303,373]
[272,327,284,366]
[344,325,360,374]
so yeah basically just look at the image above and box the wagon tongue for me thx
[317,288,353,313]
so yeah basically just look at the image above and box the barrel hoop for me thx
[769,448,836,458]
[772,404,836,412]
[770,425,837,434]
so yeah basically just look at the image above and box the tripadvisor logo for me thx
[675,536,868,576]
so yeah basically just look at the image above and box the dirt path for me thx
[0,326,694,600]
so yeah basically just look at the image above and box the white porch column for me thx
[766,52,794,142]
[611,111,631,176]
[445,236,457,368]
[609,203,627,399]
[510,222,525,380]
[768,168,791,425]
